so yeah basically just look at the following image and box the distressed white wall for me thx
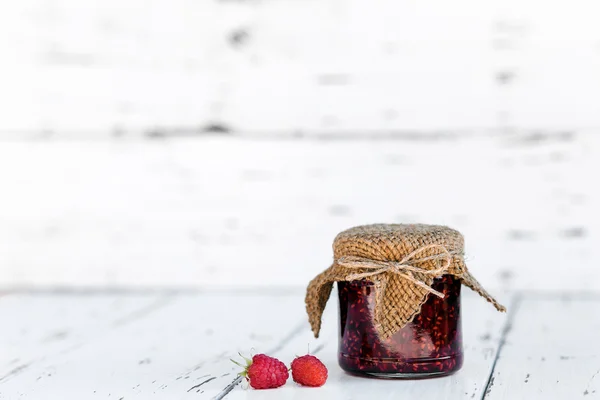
[1,0,600,137]
[0,1,598,290]
[0,134,597,291]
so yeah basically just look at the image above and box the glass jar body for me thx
[337,275,463,378]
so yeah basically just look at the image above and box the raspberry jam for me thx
[337,275,463,378]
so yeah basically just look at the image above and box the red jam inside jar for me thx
[337,274,463,378]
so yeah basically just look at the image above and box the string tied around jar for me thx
[336,244,455,299]
[305,224,506,340]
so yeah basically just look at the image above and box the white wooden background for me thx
[0,134,597,290]
[1,2,600,399]
[1,0,600,135]
[0,0,599,291]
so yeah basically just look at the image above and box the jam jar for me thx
[337,274,463,378]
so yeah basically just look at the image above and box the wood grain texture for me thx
[0,291,306,399]
[0,134,596,290]
[0,289,511,399]
[1,0,600,135]
[484,295,600,399]
[0,293,167,384]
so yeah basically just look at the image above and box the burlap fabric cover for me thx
[306,224,506,340]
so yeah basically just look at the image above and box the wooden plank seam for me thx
[482,293,522,399]
[213,320,307,400]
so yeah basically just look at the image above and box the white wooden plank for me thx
[0,292,168,384]
[485,295,600,399]
[496,0,600,130]
[0,135,597,291]
[0,291,306,399]
[2,1,600,134]
[0,290,511,399]
[215,289,512,400]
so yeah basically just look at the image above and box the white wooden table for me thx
[1,289,598,399]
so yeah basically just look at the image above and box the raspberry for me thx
[232,354,289,389]
[291,355,328,387]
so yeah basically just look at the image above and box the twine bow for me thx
[336,244,455,298]
[306,224,505,340]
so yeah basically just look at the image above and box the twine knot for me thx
[305,224,506,340]
[336,244,454,298]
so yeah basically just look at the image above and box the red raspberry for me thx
[232,354,289,389]
[291,355,328,387]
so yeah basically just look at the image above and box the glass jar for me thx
[337,274,463,378]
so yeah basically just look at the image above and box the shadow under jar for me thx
[338,274,463,378]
